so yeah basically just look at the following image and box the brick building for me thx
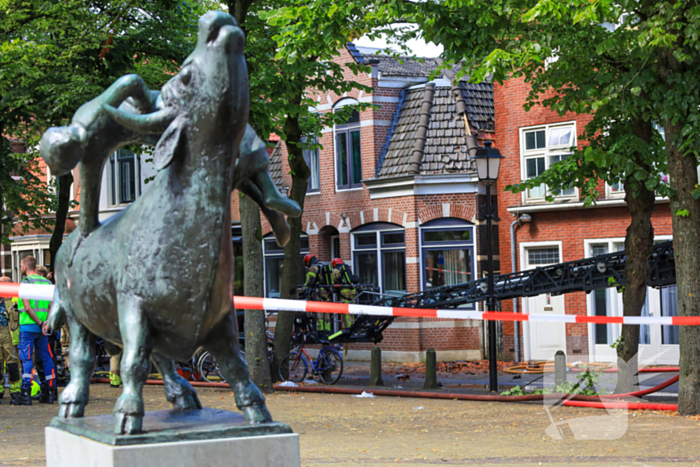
[232,44,499,362]
[494,78,678,366]
[5,42,682,365]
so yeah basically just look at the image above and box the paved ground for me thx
[0,378,697,467]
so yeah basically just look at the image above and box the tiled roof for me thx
[377,82,495,178]
[268,141,284,189]
[345,43,366,64]
[460,82,495,133]
[376,89,424,177]
[346,42,439,77]
[363,54,440,77]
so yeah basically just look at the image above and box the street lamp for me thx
[474,140,504,392]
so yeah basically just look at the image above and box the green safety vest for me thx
[18,275,52,326]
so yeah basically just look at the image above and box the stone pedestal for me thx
[45,408,299,467]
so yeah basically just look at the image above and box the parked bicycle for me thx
[278,334,343,384]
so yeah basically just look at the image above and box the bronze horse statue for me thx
[43,11,286,434]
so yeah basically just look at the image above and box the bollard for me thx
[555,350,566,388]
[423,348,439,390]
[369,346,384,387]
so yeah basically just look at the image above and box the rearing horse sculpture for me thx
[47,11,270,434]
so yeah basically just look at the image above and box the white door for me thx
[523,245,567,361]
[587,240,679,366]
[615,286,680,366]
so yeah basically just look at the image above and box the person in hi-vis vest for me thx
[0,276,20,403]
[15,256,55,406]
[303,254,334,333]
[331,258,358,328]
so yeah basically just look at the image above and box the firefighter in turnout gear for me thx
[15,257,55,406]
[303,254,333,333]
[0,277,20,404]
[331,258,358,328]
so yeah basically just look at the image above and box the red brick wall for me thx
[493,76,674,359]
[239,47,485,357]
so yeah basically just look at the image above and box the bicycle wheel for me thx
[318,349,343,385]
[279,352,308,383]
[198,351,226,383]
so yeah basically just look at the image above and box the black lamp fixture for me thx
[474,140,504,183]
[472,139,504,393]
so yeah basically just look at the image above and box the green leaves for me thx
[0,0,205,243]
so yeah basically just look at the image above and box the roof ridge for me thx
[408,83,436,175]
[376,88,408,177]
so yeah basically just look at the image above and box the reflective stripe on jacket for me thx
[18,275,52,325]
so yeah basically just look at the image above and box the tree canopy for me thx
[0,0,208,242]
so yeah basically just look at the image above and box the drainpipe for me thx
[511,213,532,363]
[408,83,435,175]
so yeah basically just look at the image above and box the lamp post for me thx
[473,140,504,393]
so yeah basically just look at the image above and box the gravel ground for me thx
[0,383,698,466]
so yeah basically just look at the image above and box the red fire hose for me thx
[91,373,679,410]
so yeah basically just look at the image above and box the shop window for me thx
[420,218,475,307]
[352,223,405,295]
[520,123,576,201]
[262,234,309,298]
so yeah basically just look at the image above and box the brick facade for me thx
[8,45,677,364]
[493,77,675,363]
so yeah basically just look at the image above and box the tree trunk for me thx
[615,121,655,392]
[225,0,272,391]
[48,173,73,275]
[271,100,310,382]
[239,193,273,391]
[667,124,700,415]
[658,46,700,415]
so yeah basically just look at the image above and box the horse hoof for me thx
[59,402,85,418]
[242,404,272,424]
[173,392,202,411]
[169,377,202,411]
[114,412,143,434]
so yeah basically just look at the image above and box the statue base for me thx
[45,408,299,467]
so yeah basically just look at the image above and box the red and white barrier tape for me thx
[0,282,54,302]
[2,282,698,326]
[234,296,700,326]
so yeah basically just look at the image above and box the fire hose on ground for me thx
[91,373,680,411]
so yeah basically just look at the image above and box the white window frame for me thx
[519,122,578,203]
[108,149,141,207]
[605,122,668,199]
[584,235,676,364]
[303,136,321,194]
[46,166,76,206]
[262,234,309,298]
[419,221,476,309]
[10,237,52,282]
[606,179,626,198]
[333,98,363,193]
[351,225,406,295]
